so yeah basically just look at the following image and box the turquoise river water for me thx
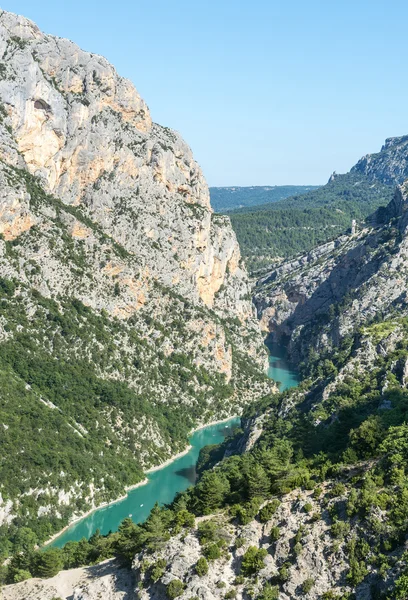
[50,343,298,547]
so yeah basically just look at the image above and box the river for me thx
[49,342,298,548]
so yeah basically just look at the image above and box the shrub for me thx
[240,546,267,576]
[151,558,167,582]
[204,543,221,561]
[224,590,237,599]
[259,583,279,600]
[195,557,209,576]
[347,558,368,586]
[330,483,346,497]
[313,487,322,499]
[167,579,185,599]
[270,526,280,541]
[331,520,350,539]
[197,520,218,545]
[278,564,289,582]
[304,502,313,513]
[302,578,314,593]
[258,499,280,523]
[294,542,303,556]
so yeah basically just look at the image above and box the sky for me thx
[2,0,408,186]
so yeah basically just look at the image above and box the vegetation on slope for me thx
[210,185,319,212]
[228,173,394,273]
[0,274,269,555]
[6,315,408,598]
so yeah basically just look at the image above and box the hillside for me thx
[0,10,274,552]
[229,170,395,274]
[7,182,408,598]
[210,185,319,212]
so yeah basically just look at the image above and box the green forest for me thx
[0,277,264,556]
[226,173,394,273]
[210,185,319,212]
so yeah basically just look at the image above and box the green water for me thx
[49,341,299,547]
[267,341,299,391]
[50,418,240,547]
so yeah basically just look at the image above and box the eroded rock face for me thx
[0,10,251,315]
[254,183,408,361]
[352,135,408,185]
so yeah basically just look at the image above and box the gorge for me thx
[47,345,299,549]
[4,7,408,600]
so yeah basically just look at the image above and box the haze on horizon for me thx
[2,0,407,187]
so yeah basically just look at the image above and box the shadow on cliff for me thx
[280,228,392,346]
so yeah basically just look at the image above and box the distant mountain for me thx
[210,185,320,212]
[352,134,408,184]
[226,136,408,273]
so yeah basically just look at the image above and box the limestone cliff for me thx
[0,10,273,537]
[0,10,252,317]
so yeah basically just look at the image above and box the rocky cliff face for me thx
[0,10,252,317]
[254,181,408,362]
[352,134,408,185]
[0,10,272,537]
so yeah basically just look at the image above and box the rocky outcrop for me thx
[1,488,356,600]
[352,134,408,185]
[1,559,133,600]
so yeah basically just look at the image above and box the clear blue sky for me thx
[2,0,408,186]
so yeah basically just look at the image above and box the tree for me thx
[395,573,408,599]
[12,527,37,554]
[141,504,169,551]
[245,463,270,499]
[193,471,230,514]
[12,569,32,583]
[36,548,64,578]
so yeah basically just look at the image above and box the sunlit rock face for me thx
[0,10,254,318]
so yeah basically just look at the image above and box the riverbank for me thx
[43,415,240,547]
[42,476,150,547]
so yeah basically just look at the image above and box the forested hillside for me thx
[7,183,408,599]
[229,172,394,273]
[210,185,319,212]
